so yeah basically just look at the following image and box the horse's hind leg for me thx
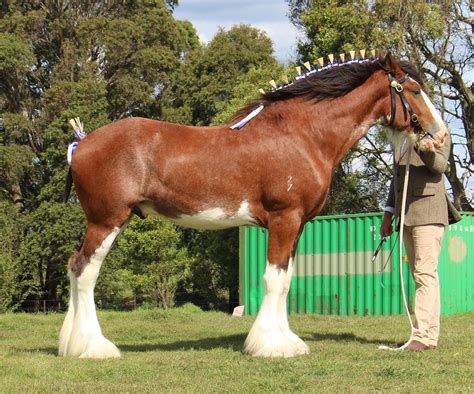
[59,222,126,358]
[244,211,309,357]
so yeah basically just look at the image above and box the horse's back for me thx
[76,117,171,149]
[69,117,229,220]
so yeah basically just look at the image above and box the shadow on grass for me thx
[14,335,246,355]
[12,346,58,355]
[19,333,393,356]
[310,332,395,345]
[121,332,395,353]
[120,333,247,353]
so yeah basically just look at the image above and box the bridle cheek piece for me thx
[387,73,434,144]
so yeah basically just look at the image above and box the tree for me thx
[98,216,193,309]
[211,64,285,125]
[19,202,86,301]
[0,201,28,312]
[0,32,36,211]
[163,24,278,125]
[287,0,473,210]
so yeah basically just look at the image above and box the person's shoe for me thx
[404,340,429,352]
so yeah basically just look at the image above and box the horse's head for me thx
[379,52,447,152]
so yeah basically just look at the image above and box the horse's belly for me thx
[138,200,257,230]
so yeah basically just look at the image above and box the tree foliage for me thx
[0,201,26,312]
[163,24,278,125]
[97,216,193,309]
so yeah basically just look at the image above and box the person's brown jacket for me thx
[386,132,461,228]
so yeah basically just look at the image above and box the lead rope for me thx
[395,142,415,349]
[379,138,415,351]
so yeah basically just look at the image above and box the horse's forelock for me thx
[398,61,425,88]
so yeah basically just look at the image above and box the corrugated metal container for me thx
[239,212,473,316]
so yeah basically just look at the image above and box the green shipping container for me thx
[239,212,473,317]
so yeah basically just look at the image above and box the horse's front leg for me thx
[244,211,309,358]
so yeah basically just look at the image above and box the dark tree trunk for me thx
[45,259,59,300]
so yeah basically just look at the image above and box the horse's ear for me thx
[381,51,403,76]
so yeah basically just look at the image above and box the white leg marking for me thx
[244,259,309,358]
[59,227,122,359]
[58,272,77,356]
[278,259,308,348]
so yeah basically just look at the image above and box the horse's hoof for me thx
[60,334,121,359]
[78,337,121,359]
[244,328,309,358]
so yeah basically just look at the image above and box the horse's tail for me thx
[64,117,86,203]
[63,166,73,203]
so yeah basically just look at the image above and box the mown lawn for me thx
[0,305,472,392]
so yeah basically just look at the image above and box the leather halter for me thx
[387,73,434,141]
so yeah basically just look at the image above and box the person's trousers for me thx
[403,224,445,347]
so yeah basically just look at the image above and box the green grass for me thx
[0,306,472,392]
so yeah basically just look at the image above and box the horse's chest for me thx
[138,200,256,230]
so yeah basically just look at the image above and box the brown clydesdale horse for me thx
[59,53,447,358]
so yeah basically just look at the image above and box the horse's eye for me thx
[411,90,421,96]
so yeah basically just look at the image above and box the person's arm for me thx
[417,134,451,175]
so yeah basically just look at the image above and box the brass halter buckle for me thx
[388,74,424,132]
[390,80,403,93]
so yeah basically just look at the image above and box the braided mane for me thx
[233,54,424,120]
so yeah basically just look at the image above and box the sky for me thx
[173,0,301,64]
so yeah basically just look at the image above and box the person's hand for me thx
[380,211,393,238]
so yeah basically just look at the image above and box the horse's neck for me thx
[287,78,385,167]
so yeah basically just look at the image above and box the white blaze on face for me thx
[418,90,447,150]
[420,90,445,127]
[407,77,442,123]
